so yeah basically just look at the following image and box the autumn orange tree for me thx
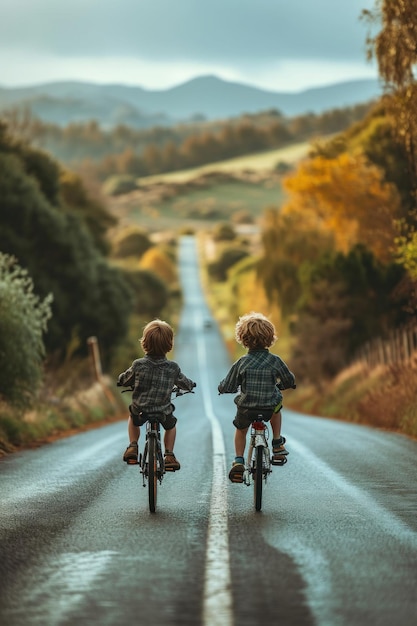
[139,246,177,285]
[282,152,400,262]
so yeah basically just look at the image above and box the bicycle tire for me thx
[254,445,264,511]
[148,435,158,513]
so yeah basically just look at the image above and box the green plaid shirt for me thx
[118,355,195,415]
[218,349,295,409]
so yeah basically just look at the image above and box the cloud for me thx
[0,0,378,90]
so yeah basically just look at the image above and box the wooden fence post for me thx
[87,336,103,381]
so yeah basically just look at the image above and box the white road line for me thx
[195,314,233,626]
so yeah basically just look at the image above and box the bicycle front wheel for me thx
[148,436,158,513]
[254,446,263,511]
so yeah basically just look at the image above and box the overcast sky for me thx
[0,0,379,93]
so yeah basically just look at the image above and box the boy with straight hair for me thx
[118,319,195,470]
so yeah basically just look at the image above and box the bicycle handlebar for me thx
[172,384,196,397]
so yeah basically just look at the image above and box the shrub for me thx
[112,226,153,259]
[212,222,237,241]
[103,174,138,196]
[0,253,52,407]
[121,268,169,316]
[208,247,250,281]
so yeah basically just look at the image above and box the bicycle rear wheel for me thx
[254,446,263,511]
[148,436,158,513]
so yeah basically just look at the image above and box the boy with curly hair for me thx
[218,312,295,483]
[118,319,195,471]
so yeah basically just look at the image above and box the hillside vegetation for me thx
[4,101,370,189]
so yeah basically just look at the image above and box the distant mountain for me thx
[0,75,382,129]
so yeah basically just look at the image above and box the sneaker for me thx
[164,451,180,471]
[229,457,245,483]
[123,441,138,464]
[272,436,288,465]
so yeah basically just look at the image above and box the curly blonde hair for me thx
[235,312,276,350]
[140,319,173,356]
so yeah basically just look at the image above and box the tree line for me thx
[5,102,372,181]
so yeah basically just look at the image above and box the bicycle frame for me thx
[140,415,165,513]
[119,385,195,513]
[244,419,272,511]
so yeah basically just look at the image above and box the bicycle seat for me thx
[139,411,164,422]
[246,408,274,421]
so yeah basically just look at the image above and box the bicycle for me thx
[121,386,194,513]
[239,409,281,511]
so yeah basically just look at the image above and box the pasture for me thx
[108,141,311,230]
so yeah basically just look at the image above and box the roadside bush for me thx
[212,222,237,241]
[103,174,138,196]
[112,226,153,259]
[208,246,250,281]
[0,253,52,407]
[140,247,178,284]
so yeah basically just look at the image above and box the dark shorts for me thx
[129,404,177,430]
[233,402,282,430]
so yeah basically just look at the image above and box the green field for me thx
[119,176,286,230]
[110,141,310,229]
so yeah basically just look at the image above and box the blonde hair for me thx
[140,319,173,356]
[235,312,276,350]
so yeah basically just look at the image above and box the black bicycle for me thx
[121,386,194,513]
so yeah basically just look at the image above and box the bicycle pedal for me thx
[126,459,139,465]
[164,466,176,472]
[271,457,287,466]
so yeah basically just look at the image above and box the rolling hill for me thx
[0,75,382,129]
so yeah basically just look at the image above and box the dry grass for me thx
[289,359,417,439]
[357,362,417,436]
[0,375,126,456]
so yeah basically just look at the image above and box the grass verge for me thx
[288,360,417,439]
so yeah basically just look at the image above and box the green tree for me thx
[0,130,133,363]
[122,268,169,317]
[258,207,335,316]
[292,245,409,381]
[59,169,116,254]
[291,278,352,383]
[208,247,249,282]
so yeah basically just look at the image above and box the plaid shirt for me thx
[118,355,195,415]
[218,349,295,409]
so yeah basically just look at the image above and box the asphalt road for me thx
[1,236,416,626]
